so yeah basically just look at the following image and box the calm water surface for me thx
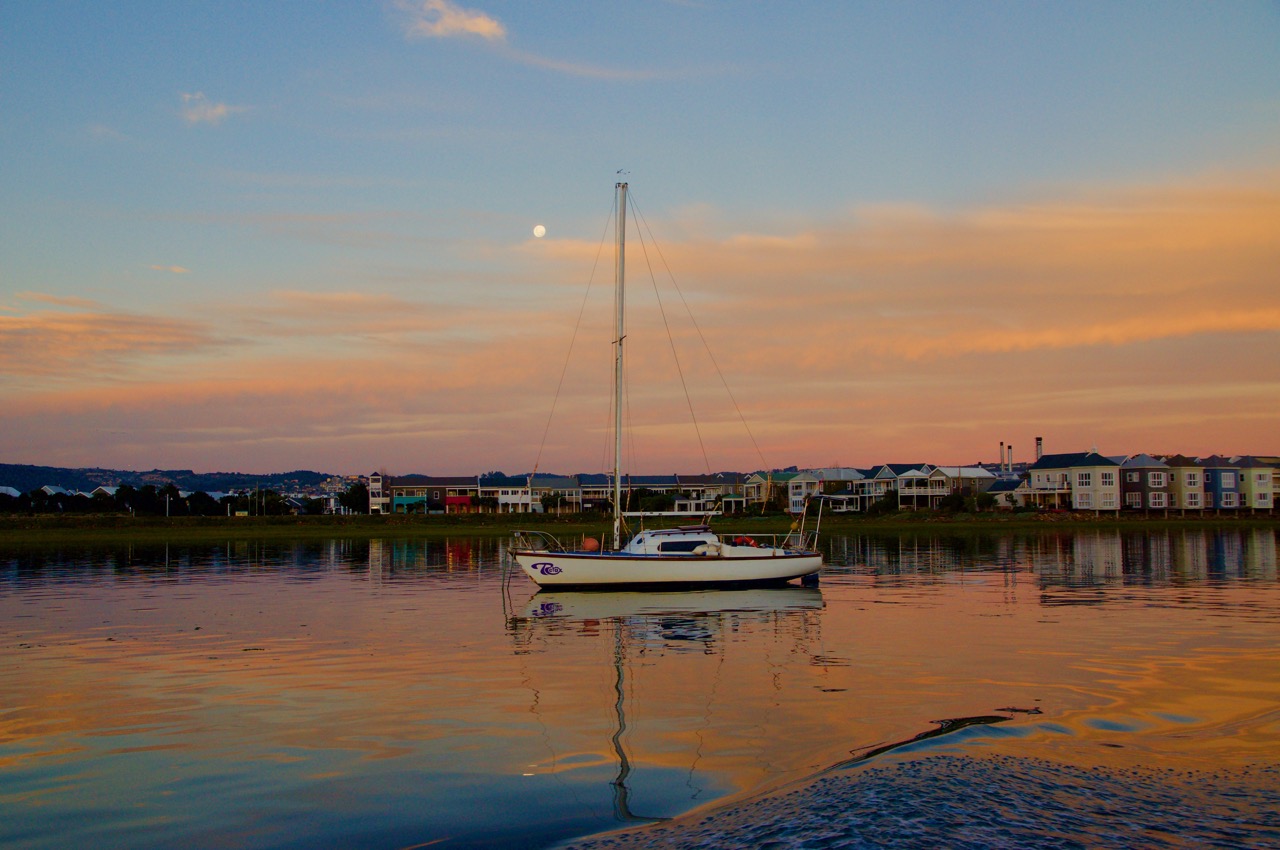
[1,529,1278,848]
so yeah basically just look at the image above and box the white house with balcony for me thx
[1027,451,1121,512]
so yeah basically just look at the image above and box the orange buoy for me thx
[581,536,600,552]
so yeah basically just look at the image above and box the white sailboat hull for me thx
[513,548,822,589]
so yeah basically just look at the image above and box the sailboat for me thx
[511,182,823,589]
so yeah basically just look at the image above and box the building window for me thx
[1077,472,1092,488]
[1221,472,1236,488]
[1257,473,1269,485]
[1258,493,1271,507]
[1149,472,1166,487]
[1125,492,1142,508]
[1101,493,1116,509]
[1149,492,1166,508]
[1222,493,1237,507]
[1187,493,1201,508]
[1126,471,1139,483]
[1186,472,1200,486]
[1101,472,1115,487]
[1077,492,1093,508]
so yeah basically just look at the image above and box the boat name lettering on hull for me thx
[535,563,562,576]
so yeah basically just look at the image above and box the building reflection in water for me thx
[824,527,1278,589]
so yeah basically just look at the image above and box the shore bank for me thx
[0,511,1275,545]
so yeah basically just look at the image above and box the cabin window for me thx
[658,540,705,553]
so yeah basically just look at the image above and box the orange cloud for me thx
[0,307,224,380]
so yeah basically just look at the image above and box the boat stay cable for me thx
[628,196,772,474]
[627,190,713,476]
[529,196,615,485]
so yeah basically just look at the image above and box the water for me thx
[1,529,1278,849]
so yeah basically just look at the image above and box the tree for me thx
[338,481,369,514]
[187,491,222,516]
[867,489,898,516]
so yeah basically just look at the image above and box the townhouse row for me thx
[370,452,1278,516]
[1018,452,1276,512]
[370,471,774,515]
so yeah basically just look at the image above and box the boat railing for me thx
[719,530,819,552]
[512,529,567,553]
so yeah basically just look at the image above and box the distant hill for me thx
[0,464,333,495]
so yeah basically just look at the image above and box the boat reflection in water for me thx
[507,587,825,824]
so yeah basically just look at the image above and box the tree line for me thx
[0,482,370,517]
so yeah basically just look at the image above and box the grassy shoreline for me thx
[0,511,1276,546]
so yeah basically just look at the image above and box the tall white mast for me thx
[613,182,627,551]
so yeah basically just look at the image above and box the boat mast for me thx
[613,182,627,551]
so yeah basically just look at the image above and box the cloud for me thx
[393,0,698,80]
[150,264,191,274]
[396,0,506,41]
[0,307,223,379]
[13,291,102,309]
[180,92,247,126]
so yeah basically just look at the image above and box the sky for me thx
[2,1,1278,477]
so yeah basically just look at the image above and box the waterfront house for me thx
[1027,451,1121,512]
[867,464,931,511]
[922,466,998,509]
[1233,456,1276,512]
[1198,456,1242,511]
[478,474,535,513]
[986,477,1028,509]
[675,473,744,514]
[1119,454,1172,511]
[529,475,582,513]
[743,471,820,513]
[368,473,481,514]
[1161,455,1205,512]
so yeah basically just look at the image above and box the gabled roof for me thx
[806,467,865,481]
[1028,451,1118,470]
[930,466,997,480]
[1121,454,1168,469]
[872,463,931,479]
[987,478,1024,493]
[1196,455,1239,468]
[1158,454,1199,467]
[0,486,21,498]
[678,473,744,486]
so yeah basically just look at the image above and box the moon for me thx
[532,224,546,238]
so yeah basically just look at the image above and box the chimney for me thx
[1036,436,1043,460]
[1008,445,1013,471]
[999,441,1005,471]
